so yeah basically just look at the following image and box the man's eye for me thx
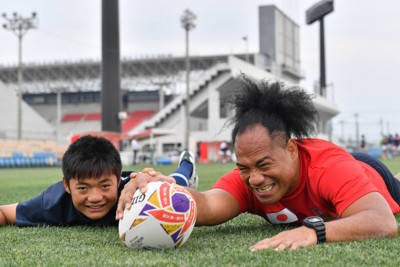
[101,184,112,189]
[259,164,269,169]
[238,168,249,173]
[77,187,87,191]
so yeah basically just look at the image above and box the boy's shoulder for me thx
[42,181,71,206]
[16,181,74,226]
[120,172,133,185]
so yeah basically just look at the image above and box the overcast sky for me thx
[1,0,400,144]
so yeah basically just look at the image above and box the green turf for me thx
[0,160,400,266]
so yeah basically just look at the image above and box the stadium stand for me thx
[85,113,101,121]
[0,81,55,140]
[0,139,67,168]
[122,110,155,133]
[62,113,85,122]
[0,6,341,166]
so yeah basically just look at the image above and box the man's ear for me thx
[63,177,71,194]
[286,139,298,158]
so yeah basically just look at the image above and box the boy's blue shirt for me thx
[16,175,131,227]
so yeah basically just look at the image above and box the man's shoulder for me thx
[213,168,242,188]
[298,139,349,160]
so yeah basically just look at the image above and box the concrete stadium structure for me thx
[0,5,339,164]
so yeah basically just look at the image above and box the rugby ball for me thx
[119,181,197,249]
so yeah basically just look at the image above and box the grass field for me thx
[1,159,400,266]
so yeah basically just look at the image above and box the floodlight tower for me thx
[242,35,250,62]
[2,12,38,140]
[306,0,334,97]
[101,0,121,134]
[181,9,196,150]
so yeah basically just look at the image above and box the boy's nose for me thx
[87,189,103,202]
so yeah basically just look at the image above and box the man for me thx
[0,135,196,226]
[131,138,140,165]
[219,141,229,162]
[117,75,400,251]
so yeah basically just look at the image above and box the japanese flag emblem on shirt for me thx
[266,208,298,224]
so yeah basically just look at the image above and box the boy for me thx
[0,135,197,226]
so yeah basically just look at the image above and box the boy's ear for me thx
[117,174,121,187]
[63,177,71,194]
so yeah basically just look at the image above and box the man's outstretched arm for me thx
[116,171,240,226]
[250,192,398,251]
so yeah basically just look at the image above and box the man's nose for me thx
[248,169,264,185]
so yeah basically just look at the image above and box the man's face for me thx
[235,125,300,205]
[63,174,120,220]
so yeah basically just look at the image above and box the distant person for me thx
[219,141,229,163]
[387,133,394,159]
[393,133,400,158]
[0,135,196,226]
[381,135,388,160]
[118,76,400,251]
[360,134,366,151]
[131,138,140,165]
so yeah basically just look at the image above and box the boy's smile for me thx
[63,175,120,220]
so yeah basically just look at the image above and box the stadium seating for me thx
[60,110,155,133]
[62,113,85,122]
[122,110,155,132]
[0,139,66,168]
[368,147,383,159]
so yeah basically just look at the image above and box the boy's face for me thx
[63,174,120,220]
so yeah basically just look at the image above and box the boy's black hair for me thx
[62,135,122,183]
[228,75,319,147]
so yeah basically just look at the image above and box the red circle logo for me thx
[276,214,288,222]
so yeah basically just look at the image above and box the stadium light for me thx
[181,9,196,150]
[305,0,334,97]
[242,35,250,62]
[2,12,38,140]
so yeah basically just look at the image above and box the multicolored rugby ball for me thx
[119,181,197,249]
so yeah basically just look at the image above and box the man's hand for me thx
[250,192,399,251]
[250,226,318,252]
[116,168,175,220]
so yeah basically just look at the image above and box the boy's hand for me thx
[116,168,175,220]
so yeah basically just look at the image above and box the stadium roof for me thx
[0,54,254,94]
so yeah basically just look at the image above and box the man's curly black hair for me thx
[228,75,319,147]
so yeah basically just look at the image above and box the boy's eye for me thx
[101,184,112,189]
[77,186,87,191]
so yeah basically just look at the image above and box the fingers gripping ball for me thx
[119,181,197,249]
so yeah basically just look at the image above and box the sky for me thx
[1,0,400,144]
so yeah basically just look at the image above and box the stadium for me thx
[2,2,400,266]
[0,5,338,166]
